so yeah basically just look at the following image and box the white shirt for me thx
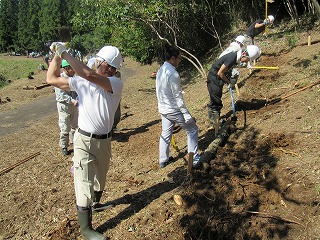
[156,61,189,116]
[69,75,123,134]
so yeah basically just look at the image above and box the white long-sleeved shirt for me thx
[156,61,189,116]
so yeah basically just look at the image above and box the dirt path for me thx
[0,62,136,136]
[0,94,56,135]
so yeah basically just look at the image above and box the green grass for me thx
[0,73,9,88]
[0,55,41,82]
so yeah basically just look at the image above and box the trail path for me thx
[0,64,135,136]
[0,95,56,136]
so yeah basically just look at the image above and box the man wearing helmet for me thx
[218,35,246,59]
[54,60,78,156]
[206,45,260,126]
[47,43,123,240]
[246,15,275,44]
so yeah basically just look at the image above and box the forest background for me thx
[0,0,319,67]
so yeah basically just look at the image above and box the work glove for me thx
[229,69,239,88]
[239,62,247,67]
[263,20,268,25]
[231,69,240,79]
[50,42,67,58]
[183,112,193,124]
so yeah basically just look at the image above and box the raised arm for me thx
[63,52,113,92]
[46,55,70,91]
[50,42,113,93]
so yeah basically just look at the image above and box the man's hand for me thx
[229,68,239,88]
[50,42,67,58]
[183,112,193,124]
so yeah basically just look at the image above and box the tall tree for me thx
[38,0,63,44]
[0,0,19,52]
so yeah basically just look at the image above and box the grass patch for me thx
[0,55,40,81]
[0,73,9,88]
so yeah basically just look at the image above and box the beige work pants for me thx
[72,130,111,207]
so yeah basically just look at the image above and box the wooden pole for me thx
[187,152,194,175]
[235,83,240,97]
[308,35,311,46]
[265,0,269,35]
[0,152,41,175]
[214,115,219,137]
[268,80,320,105]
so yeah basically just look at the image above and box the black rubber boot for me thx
[93,191,103,204]
[208,110,220,125]
[92,191,114,213]
[77,206,106,240]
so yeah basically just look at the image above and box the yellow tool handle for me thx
[235,83,240,97]
[171,135,179,152]
[251,66,279,70]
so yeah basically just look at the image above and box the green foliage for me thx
[0,0,18,52]
[0,0,317,66]
[0,73,8,89]
[286,35,299,49]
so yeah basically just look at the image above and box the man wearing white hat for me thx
[218,35,246,59]
[206,45,260,125]
[47,43,123,240]
[246,15,275,44]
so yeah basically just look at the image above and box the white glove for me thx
[183,112,193,124]
[231,68,239,78]
[50,42,67,58]
[228,69,238,88]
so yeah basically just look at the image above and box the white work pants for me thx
[159,113,199,164]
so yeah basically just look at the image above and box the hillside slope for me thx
[0,21,320,240]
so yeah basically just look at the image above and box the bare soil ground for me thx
[1,22,320,240]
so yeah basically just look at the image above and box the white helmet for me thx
[246,45,260,61]
[235,35,246,45]
[96,46,123,69]
[268,15,275,23]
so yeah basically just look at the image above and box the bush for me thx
[0,73,9,89]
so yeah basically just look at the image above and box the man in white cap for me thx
[246,15,275,44]
[206,45,260,124]
[47,43,123,240]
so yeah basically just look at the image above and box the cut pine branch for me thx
[267,80,320,105]
[245,211,304,226]
[0,152,40,175]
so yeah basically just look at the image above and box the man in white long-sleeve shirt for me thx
[156,45,200,168]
